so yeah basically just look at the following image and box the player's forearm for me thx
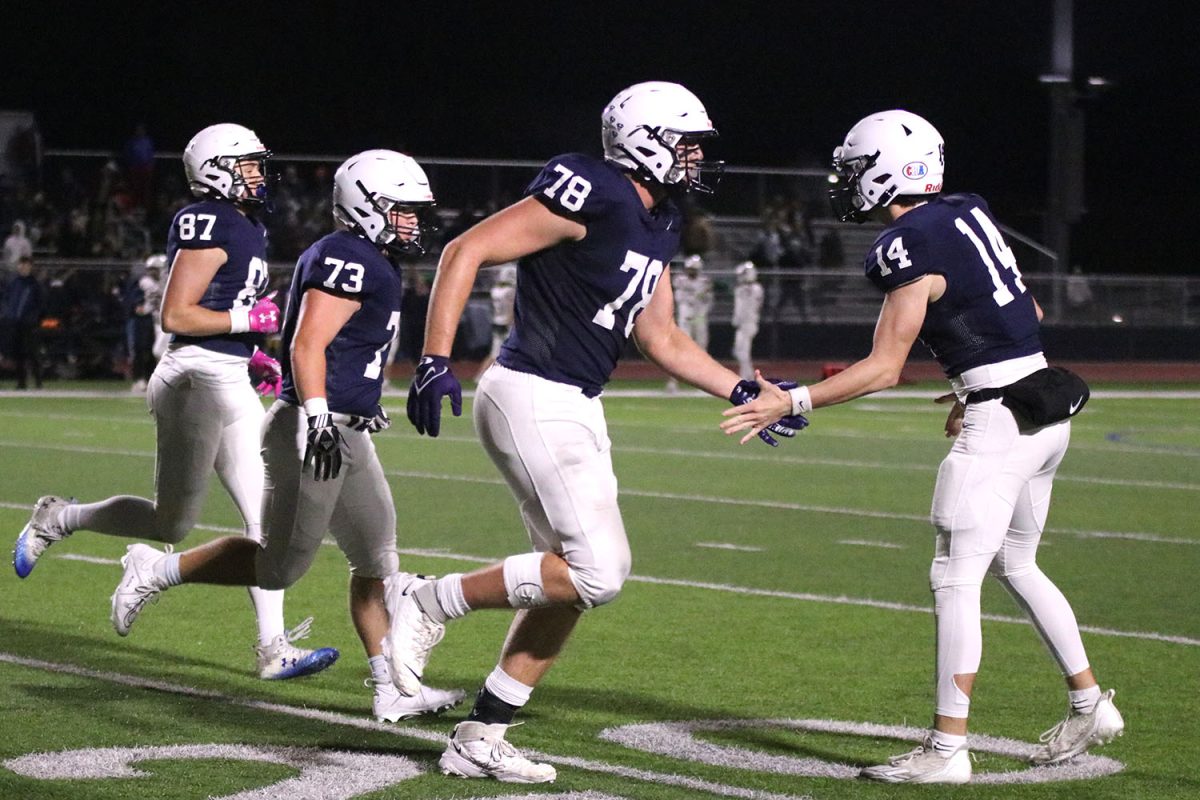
[160,303,240,337]
[422,238,478,356]
[808,355,902,409]
[644,326,739,399]
[291,340,328,407]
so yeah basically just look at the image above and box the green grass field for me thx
[1,382,1197,799]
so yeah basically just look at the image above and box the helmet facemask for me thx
[200,150,272,207]
[663,129,723,195]
[828,147,879,223]
[359,181,437,258]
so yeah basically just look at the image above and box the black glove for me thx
[303,413,344,481]
[363,405,391,434]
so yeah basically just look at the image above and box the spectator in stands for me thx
[475,262,517,380]
[122,124,155,210]
[4,220,33,274]
[1,255,45,389]
[1066,264,1095,316]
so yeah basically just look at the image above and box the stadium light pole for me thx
[1039,0,1086,322]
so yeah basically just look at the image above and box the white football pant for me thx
[474,364,631,609]
[929,397,1090,718]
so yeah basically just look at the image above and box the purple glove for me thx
[248,349,282,397]
[407,355,462,437]
[248,292,281,334]
[729,379,809,447]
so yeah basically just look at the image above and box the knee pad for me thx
[503,552,550,609]
[568,555,630,610]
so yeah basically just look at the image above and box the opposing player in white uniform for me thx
[731,260,764,380]
[393,81,806,784]
[14,123,336,681]
[107,149,465,723]
[722,110,1122,783]
[474,262,517,379]
[143,253,172,360]
[674,254,712,351]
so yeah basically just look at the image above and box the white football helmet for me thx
[333,149,436,257]
[183,123,271,205]
[829,110,944,223]
[495,263,518,286]
[735,260,757,284]
[602,81,723,194]
[683,254,704,272]
[144,253,167,271]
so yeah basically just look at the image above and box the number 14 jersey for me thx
[865,193,1041,377]
[499,153,683,397]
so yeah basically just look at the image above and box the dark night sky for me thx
[3,2,1192,274]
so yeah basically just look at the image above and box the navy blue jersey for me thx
[498,153,682,396]
[279,231,401,417]
[865,193,1041,376]
[166,199,269,357]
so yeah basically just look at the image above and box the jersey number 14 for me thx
[877,206,1027,307]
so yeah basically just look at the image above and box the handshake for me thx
[726,376,809,447]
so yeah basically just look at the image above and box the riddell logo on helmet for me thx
[902,161,928,179]
[924,182,943,192]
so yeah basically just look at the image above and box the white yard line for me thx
[0,652,808,800]
[38,541,1200,648]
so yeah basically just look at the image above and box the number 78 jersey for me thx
[499,153,684,397]
[865,193,1042,376]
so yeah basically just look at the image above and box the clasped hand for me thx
[723,371,809,446]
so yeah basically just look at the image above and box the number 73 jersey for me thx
[499,152,684,397]
[865,193,1042,377]
[278,231,401,417]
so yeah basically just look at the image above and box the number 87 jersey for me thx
[499,152,684,397]
[865,193,1042,377]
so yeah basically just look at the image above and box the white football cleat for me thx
[382,575,445,696]
[256,617,340,680]
[1030,688,1125,765]
[13,496,73,578]
[439,721,557,783]
[110,544,172,636]
[371,679,465,723]
[860,736,971,784]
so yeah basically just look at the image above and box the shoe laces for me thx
[1038,715,1073,745]
[889,738,931,766]
[410,610,445,655]
[285,616,316,644]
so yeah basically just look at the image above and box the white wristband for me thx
[303,397,329,417]
[789,385,813,415]
[229,306,250,334]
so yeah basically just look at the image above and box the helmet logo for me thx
[902,161,928,179]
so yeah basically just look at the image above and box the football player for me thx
[14,123,337,681]
[721,110,1122,783]
[732,260,764,380]
[393,81,806,783]
[108,149,465,723]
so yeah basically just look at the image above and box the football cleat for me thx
[255,616,340,680]
[439,721,557,783]
[382,576,445,696]
[110,543,172,636]
[371,679,465,723]
[1030,689,1124,765]
[13,496,73,578]
[860,736,971,784]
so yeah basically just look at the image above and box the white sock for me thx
[484,665,534,708]
[248,587,286,646]
[930,729,967,756]
[413,574,470,624]
[368,655,390,685]
[161,552,182,587]
[1069,685,1102,714]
